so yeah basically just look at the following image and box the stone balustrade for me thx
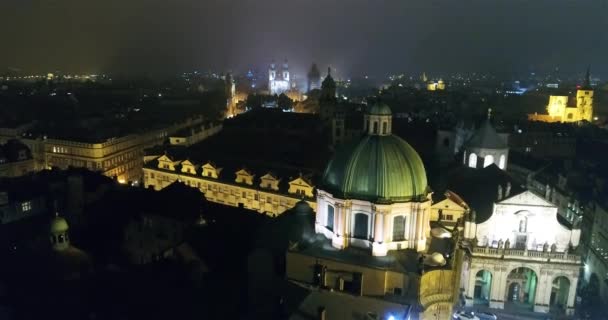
[471,246,580,264]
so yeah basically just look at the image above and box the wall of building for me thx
[584,202,608,304]
[464,254,580,315]
[315,190,431,256]
[474,191,577,251]
[0,159,36,177]
[286,251,412,298]
[143,167,315,217]
[430,198,466,225]
[0,193,46,225]
[169,123,222,147]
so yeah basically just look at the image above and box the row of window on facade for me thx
[325,205,408,241]
[465,152,507,170]
[150,171,308,199]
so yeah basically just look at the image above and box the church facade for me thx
[461,190,581,314]
[529,68,594,123]
[268,61,291,95]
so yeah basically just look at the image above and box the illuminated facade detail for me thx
[463,110,509,171]
[316,104,431,256]
[430,191,468,227]
[0,139,37,177]
[427,79,446,91]
[307,63,321,92]
[583,201,608,306]
[169,122,222,147]
[269,60,291,95]
[529,68,594,123]
[143,158,315,217]
[22,117,199,183]
[461,190,582,315]
[50,214,70,251]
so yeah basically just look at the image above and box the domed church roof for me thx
[368,103,392,115]
[466,120,507,150]
[50,216,69,234]
[322,135,428,203]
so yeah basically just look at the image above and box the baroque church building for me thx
[316,103,431,256]
[268,60,291,95]
[447,119,583,315]
[529,68,594,123]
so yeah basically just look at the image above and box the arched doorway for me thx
[474,270,492,305]
[353,213,369,239]
[550,276,570,312]
[505,267,537,310]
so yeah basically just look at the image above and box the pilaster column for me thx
[566,276,578,313]
[316,197,324,226]
[374,210,384,243]
[466,268,477,300]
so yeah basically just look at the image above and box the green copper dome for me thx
[368,103,392,115]
[50,216,69,234]
[322,135,428,203]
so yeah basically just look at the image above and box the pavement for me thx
[459,305,574,320]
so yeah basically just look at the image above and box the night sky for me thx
[2,0,607,77]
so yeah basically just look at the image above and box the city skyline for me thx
[1,0,607,77]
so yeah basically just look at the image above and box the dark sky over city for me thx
[1,0,607,77]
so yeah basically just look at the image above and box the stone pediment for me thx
[289,177,312,188]
[431,198,466,211]
[157,154,173,163]
[498,190,556,208]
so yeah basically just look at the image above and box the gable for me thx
[202,163,216,170]
[157,154,173,163]
[181,160,194,167]
[498,190,556,208]
[289,177,311,188]
[236,169,253,177]
[260,173,279,182]
[431,198,466,211]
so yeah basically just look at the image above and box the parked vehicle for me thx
[476,312,497,320]
[453,311,480,320]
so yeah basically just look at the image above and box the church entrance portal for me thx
[505,267,537,310]
[473,270,492,305]
[550,276,570,313]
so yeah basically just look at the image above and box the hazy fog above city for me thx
[1,0,607,77]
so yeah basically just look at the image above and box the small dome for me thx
[294,200,313,215]
[424,252,447,267]
[50,216,69,234]
[368,103,392,115]
[322,135,428,203]
[466,120,507,150]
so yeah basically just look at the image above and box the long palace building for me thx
[143,155,316,216]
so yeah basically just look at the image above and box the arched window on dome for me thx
[353,213,369,240]
[373,122,379,134]
[499,154,506,169]
[382,122,388,135]
[392,216,406,241]
[483,155,494,168]
[326,205,335,231]
[468,153,477,168]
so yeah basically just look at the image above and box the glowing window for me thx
[21,201,31,212]
[483,155,494,168]
[327,205,335,231]
[499,155,506,169]
[468,153,477,168]
[393,216,406,241]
